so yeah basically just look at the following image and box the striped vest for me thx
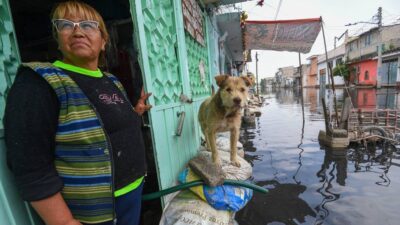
[24,62,126,224]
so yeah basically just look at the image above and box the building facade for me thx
[305,55,319,87]
[346,24,400,87]
[317,44,346,87]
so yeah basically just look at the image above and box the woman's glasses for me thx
[52,19,99,35]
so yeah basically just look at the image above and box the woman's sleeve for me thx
[4,66,63,201]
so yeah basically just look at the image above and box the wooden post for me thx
[321,97,332,135]
[321,17,339,127]
[339,97,351,130]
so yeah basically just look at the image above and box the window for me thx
[364,33,371,46]
[364,70,369,80]
[349,42,354,51]
[336,58,343,66]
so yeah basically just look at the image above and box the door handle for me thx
[176,111,186,136]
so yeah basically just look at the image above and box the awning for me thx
[244,18,322,53]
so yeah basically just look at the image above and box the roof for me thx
[317,44,345,63]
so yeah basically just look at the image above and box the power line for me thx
[274,0,283,20]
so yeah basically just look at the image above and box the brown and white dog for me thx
[198,75,253,167]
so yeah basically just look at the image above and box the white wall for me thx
[317,57,345,86]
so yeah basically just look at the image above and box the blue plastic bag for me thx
[178,168,253,212]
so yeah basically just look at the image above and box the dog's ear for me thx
[240,76,254,87]
[215,75,229,87]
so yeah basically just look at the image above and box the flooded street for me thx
[236,88,400,225]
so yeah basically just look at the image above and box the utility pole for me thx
[256,52,259,96]
[334,30,348,49]
[376,7,383,88]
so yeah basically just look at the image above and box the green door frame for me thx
[129,0,204,206]
[0,0,43,224]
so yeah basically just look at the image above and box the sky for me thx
[237,0,400,79]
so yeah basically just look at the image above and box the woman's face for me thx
[56,15,106,67]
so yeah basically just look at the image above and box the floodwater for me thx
[235,88,400,225]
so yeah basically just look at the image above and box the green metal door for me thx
[130,0,211,202]
[0,0,42,224]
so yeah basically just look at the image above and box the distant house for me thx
[304,55,319,87]
[294,64,310,88]
[381,24,400,86]
[275,66,296,88]
[346,24,400,87]
[317,43,346,87]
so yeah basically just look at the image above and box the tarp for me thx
[244,18,322,53]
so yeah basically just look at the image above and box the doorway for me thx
[9,0,162,224]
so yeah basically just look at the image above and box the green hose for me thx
[142,179,268,201]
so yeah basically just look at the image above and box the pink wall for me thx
[356,89,376,109]
[350,59,377,86]
[306,57,318,87]
[309,57,318,75]
[308,75,318,86]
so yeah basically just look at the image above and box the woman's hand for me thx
[134,87,152,116]
[64,219,83,225]
[31,192,83,225]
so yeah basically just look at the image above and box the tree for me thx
[260,78,267,93]
[333,64,350,82]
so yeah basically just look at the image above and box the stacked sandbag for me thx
[215,132,244,157]
[159,190,235,225]
[160,148,252,225]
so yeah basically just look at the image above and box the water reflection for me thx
[236,88,400,225]
[293,88,305,185]
[316,149,348,186]
[314,149,347,224]
[275,88,302,105]
[348,143,395,187]
[345,88,400,109]
[240,124,257,153]
[236,180,317,225]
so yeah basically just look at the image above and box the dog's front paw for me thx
[213,158,222,167]
[231,159,241,167]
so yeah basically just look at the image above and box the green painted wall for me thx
[185,30,210,99]
[0,0,42,224]
[130,0,211,205]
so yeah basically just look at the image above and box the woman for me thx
[4,1,150,225]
